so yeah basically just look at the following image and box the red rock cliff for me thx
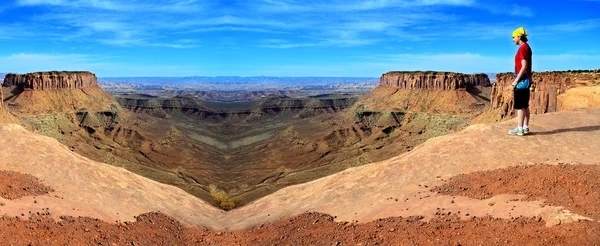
[2,71,115,115]
[0,74,3,110]
[380,71,490,90]
[488,70,600,120]
[3,71,98,90]
[0,80,3,110]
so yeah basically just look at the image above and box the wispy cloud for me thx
[350,52,600,75]
[238,0,540,48]
[9,0,209,48]
[2,0,599,76]
[0,53,106,73]
[0,53,209,76]
[17,0,205,12]
[542,18,600,33]
[6,0,587,50]
[479,3,534,17]
[254,0,476,13]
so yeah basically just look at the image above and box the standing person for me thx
[508,27,532,136]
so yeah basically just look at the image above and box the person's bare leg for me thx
[517,109,524,128]
[524,107,530,127]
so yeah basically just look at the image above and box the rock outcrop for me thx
[0,74,17,123]
[2,71,114,115]
[356,72,491,117]
[380,71,490,90]
[4,71,97,90]
[0,78,3,110]
[486,71,600,120]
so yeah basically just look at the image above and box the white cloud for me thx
[0,53,102,73]
[480,3,534,17]
[0,53,209,77]
[9,2,208,48]
[249,52,600,76]
[536,54,600,71]
[255,0,475,13]
[542,19,600,33]
[16,0,205,12]
[361,53,512,73]
[5,0,599,56]
[2,52,598,77]
[18,0,131,11]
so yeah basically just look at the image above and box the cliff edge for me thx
[2,71,115,115]
[380,71,490,90]
[477,70,600,122]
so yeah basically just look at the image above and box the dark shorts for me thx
[514,88,530,109]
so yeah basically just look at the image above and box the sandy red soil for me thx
[0,211,598,245]
[432,163,600,221]
[0,171,54,200]
[1,164,599,245]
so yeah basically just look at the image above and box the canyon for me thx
[1,69,600,244]
[2,69,598,209]
[2,71,491,208]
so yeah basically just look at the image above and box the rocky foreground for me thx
[0,107,599,244]
[0,164,598,245]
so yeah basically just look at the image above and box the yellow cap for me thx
[512,27,528,38]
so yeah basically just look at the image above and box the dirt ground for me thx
[0,211,598,246]
[0,171,54,200]
[431,163,600,221]
[1,163,599,245]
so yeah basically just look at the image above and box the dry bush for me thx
[209,184,242,210]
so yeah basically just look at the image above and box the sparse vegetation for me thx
[209,184,242,211]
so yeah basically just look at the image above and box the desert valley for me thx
[0,69,599,244]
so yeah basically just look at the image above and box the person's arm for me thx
[511,59,528,86]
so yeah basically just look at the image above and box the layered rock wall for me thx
[0,74,3,110]
[380,72,490,90]
[3,71,98,90]
[2,71,115,115]
[0,80,3,110]
[489,71,600,119]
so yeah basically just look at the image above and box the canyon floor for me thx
[0,107,599,245]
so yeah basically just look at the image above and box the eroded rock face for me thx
[490,71,600,119]
[4,71,97,90]
[0,79,3,110]
[380,72,490,90]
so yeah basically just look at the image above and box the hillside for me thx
[0,107,599,244]
[0,107,598,226]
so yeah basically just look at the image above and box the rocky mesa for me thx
[380,71,490,90]
[356,71,491,116]
[2,71,115,115]
[4,71,98,90]
[480,70,600,122]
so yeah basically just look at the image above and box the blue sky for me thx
[0,0,599,77]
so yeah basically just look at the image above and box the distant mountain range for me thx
[98,76,380,93]
[98,76,380,85]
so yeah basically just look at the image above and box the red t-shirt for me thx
[515,43,532,76]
